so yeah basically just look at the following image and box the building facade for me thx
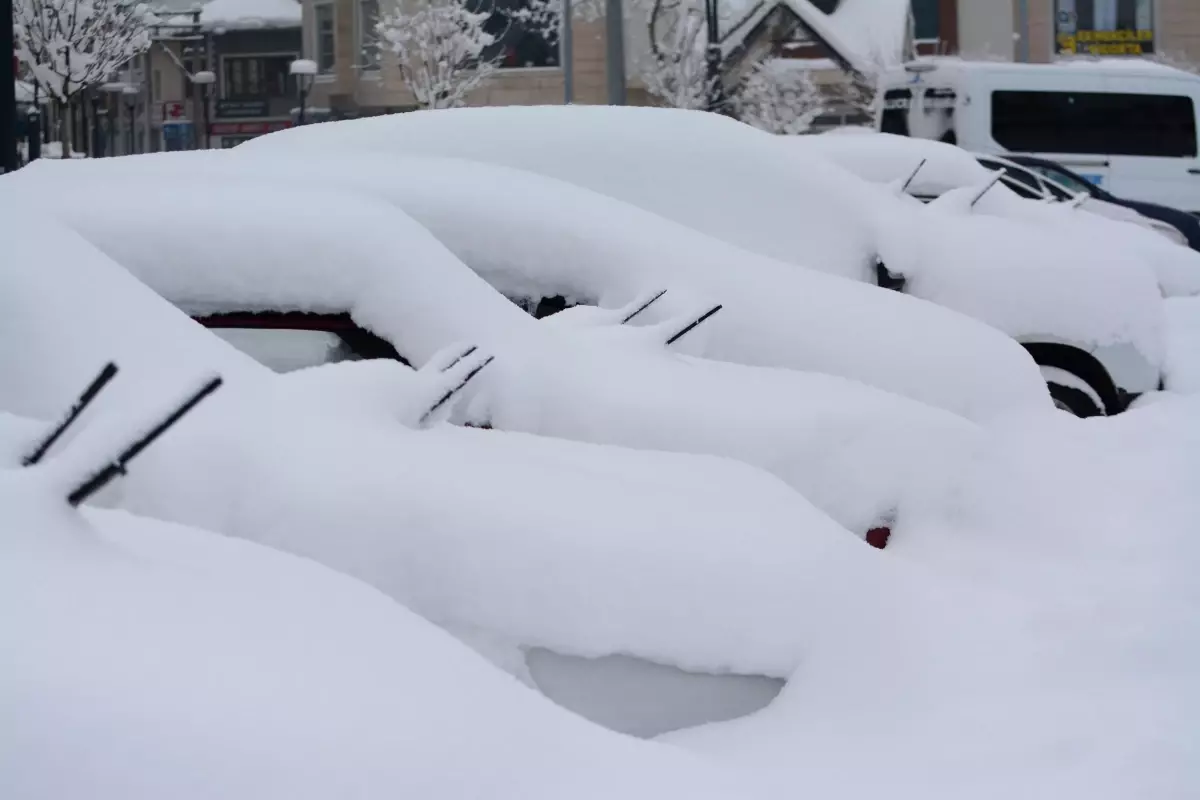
[299,0,656,116]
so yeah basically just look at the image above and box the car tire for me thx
[1048,382,1103,417]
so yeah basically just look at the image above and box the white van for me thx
[875,59,1200,214]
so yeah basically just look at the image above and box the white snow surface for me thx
[5,162,1001,535]
[795,130,1200,298]
[0,413,765,800]
[797,129,992,196]
[665,396,1200,799]
[183,0,301,29]
[781,0,911,72]
[235,105,1163,369]
[0,206,888,681]
[1165,296,1200,393]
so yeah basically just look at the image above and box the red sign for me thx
[163,102,186,120]
[209,121,294,136]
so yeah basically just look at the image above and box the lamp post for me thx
[290,59,317,125]
[191,69,215,149]
[703,0,723,114]
[122,86,140,155]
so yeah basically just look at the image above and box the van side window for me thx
[991,90,1198,158]
[880,89,911,136]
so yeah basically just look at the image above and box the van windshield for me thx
[991,90,1198,158]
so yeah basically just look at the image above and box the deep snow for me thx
[8,146,1058,422]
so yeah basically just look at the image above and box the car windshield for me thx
[1022,163,1095,196]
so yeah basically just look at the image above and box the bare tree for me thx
[13,0,152,151]
[377,0,509,109]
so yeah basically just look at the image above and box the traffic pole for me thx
[1,0,20,172]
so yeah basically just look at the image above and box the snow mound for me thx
[199,0,300,28]
[0,411,764,800]
[1165,296,1200,393]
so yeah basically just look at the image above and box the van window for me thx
[991,90,1198,158]
[880,89,911,136]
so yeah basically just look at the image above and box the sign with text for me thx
[215,99,270,119]
[1055,0,1154,56]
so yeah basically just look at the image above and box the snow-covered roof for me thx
[152,0,301,31]
[892,55,1200,83]
[781,0,912,75]
[199,0,301,30]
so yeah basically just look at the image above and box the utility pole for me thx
[605,0,625,105]
[1016,0,1030,62]
[0,0,20,172]
[703,0,723,113]
[562,0,574,103]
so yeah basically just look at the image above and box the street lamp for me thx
[122,86,140,155]
[290,59,317,126]
[191,69,216,149]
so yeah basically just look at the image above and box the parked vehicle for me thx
[1000,153,1200,252]
[875,58,1200,213]
[233,105,1163,417]
[3,165,987,542]
[0,206,857,739]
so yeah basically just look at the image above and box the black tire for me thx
[1048,382,1103,417]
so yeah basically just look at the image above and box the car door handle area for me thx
[1189,168,1200,175]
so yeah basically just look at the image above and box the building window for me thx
[223,56,296,99]
[314,3,337,73]
[910,0,939,42]
[991,90,1196,158]
[467,0,559,69]
[1055,0,1154,56]
[357,0,382,71]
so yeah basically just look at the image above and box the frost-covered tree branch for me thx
[734,60,824,135]
[13,0,151,103]
[640,1,711,110]
[376,0,507,109]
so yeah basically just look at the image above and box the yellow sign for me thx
[1057,29,1154,56]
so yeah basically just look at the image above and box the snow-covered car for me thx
[1,398,772,799]
[7,146,1054,424]
[801,130,1200,298]
[3,165,986,541]
[0,208,878,738]
[234,106,1167,417]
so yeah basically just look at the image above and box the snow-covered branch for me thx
[734,60,824,135]
[13,0,152,103]
[639,2,711,110]
[376,0,506,109]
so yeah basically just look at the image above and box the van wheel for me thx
[1048,383,1103,417]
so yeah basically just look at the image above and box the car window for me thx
[991,90,1198,157]
[211,328,363,373]
[1022,163,1095,195]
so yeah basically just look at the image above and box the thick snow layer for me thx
[1165,297,1200,393]
[239,106,888,279]
[1,165,538,368]
[666,396,1200,799]
[780,0,911,73]
[0,414,765,800]
[10,148,1055,422]
[794,130,1200,298]
[198,0,300,28]
[0,210,260,419]
[236,105,1163,373]
[795,129,991,196]
[116,373,888,680]
[0,211,890,683]
[4,160,1002,534]
[883,186,1166,365]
